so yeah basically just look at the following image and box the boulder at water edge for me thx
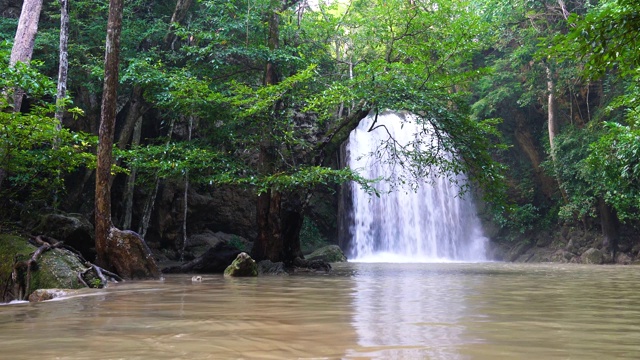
[257,260,288,275]
[582,248,604,264]
[224,252,258,277]
[0,235,96,302]
[306,245,347,262]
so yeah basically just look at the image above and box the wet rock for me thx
[292,257,331,272]
[28,289,76,302]
[581,248,604,264]
[257,260,288,275]
[306,245,347,263]
[224,252,258,277]
[104,228,161,280]
[32,213,95,259]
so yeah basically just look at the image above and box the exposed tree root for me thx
[10,235,125,300]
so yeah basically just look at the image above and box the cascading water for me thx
[343,111,488,262]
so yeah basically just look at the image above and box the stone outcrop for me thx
[163,241,241,274]
[183,231,251,260]
[497,225,640,264]
[224,252,258,277]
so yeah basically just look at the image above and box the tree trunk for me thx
[9,0,44,112]
[546,65,558,158]
[138,116,176,238]
[180,116,193,261]
[121,115,143,229]
[95,0,160,279]
[164,0,194,50]
[54,0,69,129]
[0,0,44,191]
[545,64,568,202]
[598,197,619,259]
[252,3,284,262]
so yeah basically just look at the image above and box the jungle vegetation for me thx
[0,0,638,271]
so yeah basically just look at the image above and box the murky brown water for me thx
[2,262,640,359]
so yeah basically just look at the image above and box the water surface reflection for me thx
[346,263,482,359]
[1,263,640,359]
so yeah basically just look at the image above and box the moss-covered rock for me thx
[1,234,92,302]
[307,245,347,263]
[224,252,258,277]
[1,235,34,302]
[581,248,604,264]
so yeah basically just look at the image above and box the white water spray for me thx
[345,112,488,262]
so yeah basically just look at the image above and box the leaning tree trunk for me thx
[95,0,160,279]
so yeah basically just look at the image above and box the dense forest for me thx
[1,0,639,284]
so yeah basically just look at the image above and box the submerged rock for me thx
[28,288,81,302]
[306,245,347,263]
[224,252,258,277]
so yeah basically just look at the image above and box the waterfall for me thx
[342,111,488,262]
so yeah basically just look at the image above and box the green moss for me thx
[1,234,88,300]
[28,248,87,293]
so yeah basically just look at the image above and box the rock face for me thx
[183,231,251,260]
[581,248,604,264]
[496,225,640,264]
[306,245,347,263]
[224,252,258,277]
[145,184,257,252]
[163,241,241,274]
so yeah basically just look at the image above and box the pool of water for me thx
[2,262,640,359]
